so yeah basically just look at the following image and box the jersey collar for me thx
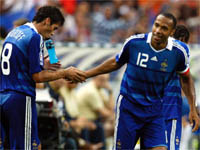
[146,32,173,51]
[25,22,39,33]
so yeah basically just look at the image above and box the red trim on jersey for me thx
[181,68,190,76]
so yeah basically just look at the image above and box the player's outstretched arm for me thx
[180,71,200,132]
[85,57,122,79]
[32,66,86,83]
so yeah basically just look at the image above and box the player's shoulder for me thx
[24,25,40,37]
[127,33,146,41]
[172,38,190,54]
[124,33,147,45]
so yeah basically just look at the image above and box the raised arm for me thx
[85,57,123,78]
[180,71,200,132]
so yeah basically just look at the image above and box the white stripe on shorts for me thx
[25,96,32,150]
[170,119,177,150]
[113,95,123,150]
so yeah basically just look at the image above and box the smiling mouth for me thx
[153,35,162,41]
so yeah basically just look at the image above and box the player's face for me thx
[40,18,60,39]
[42,24,60,39]
[151,15,175,47]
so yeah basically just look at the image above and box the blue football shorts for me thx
[0,91,40,149]
[113,95,167,150]
[165,118,182,150]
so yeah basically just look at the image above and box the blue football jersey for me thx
[163,39,190,120]
[115,33,189,106]
[0,23,44,98]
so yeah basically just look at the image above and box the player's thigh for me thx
[31,98,40,149]
[165,119,182,150]
[141,115,167,149]
[3,93,40,149]
[2,92,27,148]
[113,95,142,150]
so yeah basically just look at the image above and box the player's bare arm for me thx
[32,66,86,83]
[180,71,200,132]
[85,57,122,78]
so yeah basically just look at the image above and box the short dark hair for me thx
[33,6,65,26]
[173,25,190,43]
[160,13,177,29]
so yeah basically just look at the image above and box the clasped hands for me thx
[44,56,88,83]
[63,66,87,83]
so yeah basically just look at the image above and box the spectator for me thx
[91,3,125,43]
[77,74,115,149]
[48,79,102,150]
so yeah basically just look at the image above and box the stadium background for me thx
[0,0,200,149]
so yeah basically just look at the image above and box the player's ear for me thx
[44,17,51,26]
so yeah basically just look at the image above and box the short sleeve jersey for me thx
[115,33,189,106]
[0,23,44,97]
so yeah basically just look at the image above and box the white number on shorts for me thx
[1,43,13,75]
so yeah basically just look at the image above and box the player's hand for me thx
[189,109,200,132]
[44,56,61,71]
[64,66,86,83]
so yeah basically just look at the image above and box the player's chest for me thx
[129,47,177,72]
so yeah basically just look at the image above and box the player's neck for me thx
[151,40,167,51]
[33,22,42,34]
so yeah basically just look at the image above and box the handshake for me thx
[44,39,89,83]
[63,66,87,83]
[43,56,88,83]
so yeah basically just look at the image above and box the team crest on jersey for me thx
[160,59,168,71]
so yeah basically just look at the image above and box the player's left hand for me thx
[44,56,61,71]
[189,109,200,132]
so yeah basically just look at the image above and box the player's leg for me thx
[31,97,41,149]
[1,92,16,149]
[3,92,27,149]
[165,118,182,150]
[2,92,40,149]
[113,95,141,150]
[140,114,168,150]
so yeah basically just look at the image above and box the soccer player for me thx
[163,25,191,150]
[84,13,200,150]
[0,6,86,149]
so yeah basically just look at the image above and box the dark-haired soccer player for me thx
[0,6,85,149]
[84,13,200,150]
[163,25,191,150]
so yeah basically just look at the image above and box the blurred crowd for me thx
[36,74,115,149]
[0,0,200,44]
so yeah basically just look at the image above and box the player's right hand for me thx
[189,109,200,132]
[64,66,86,83]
